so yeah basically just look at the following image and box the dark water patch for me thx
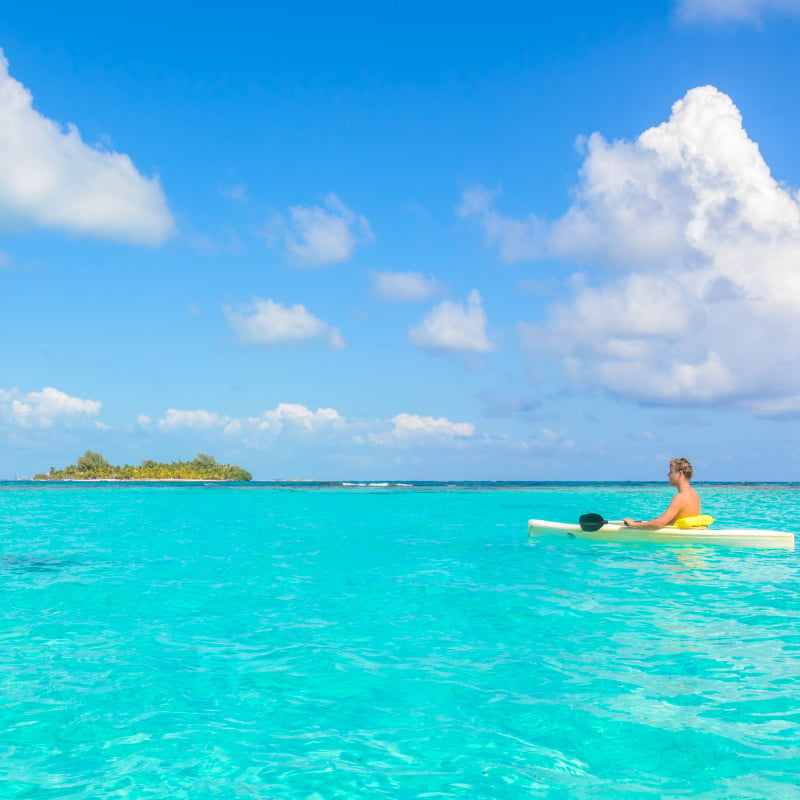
[1,555,83,574]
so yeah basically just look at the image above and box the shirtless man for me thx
[623,458,700,529]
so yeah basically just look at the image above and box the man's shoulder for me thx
[679,486,702,513]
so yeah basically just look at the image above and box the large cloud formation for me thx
[0,50,174,245]
[463,86,800,415]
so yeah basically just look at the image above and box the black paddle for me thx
[580,513,634,531]
[579,513,608,532]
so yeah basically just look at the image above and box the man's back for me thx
[673,485,701,522]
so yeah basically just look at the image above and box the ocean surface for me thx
[1,481,799,799]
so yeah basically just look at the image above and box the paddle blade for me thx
[579,513,608,532]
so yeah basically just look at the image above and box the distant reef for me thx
[35,451,252,481]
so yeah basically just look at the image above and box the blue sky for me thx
[2,0,800,480]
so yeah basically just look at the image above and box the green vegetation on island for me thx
[35,451,252,481]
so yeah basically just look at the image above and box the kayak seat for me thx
[674,514,715,529]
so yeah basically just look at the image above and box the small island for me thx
[35,451,252,481]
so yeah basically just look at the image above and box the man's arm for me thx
[623,495,685,529]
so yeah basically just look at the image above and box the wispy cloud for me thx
[369,270,441,303]
[457,186,544,262]
[221,183,247,202]
[0,49,174,246]
[261,194,373,267]
[477,389,541,419]
[225,297,346,349]
[185,224,241,257]
[409,290,493,354]
[676,0,800,23]
[158,409,230,431]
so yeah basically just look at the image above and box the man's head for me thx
[669,457,693,482]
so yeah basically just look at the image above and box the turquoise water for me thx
[2,482,799,799]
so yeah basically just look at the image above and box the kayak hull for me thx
[528,519,795,550]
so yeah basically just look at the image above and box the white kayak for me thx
[528,519,795,550]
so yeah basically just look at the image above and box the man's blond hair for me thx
[670,457,693,481]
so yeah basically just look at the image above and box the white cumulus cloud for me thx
[0,49,174,245]
[0,386,102,428]
[223,403,344,441]
[369,270,441,303]
[158,409,230,431]
[263,194,373,267]
[367,413,475,445]
[502,85,800,413]
[225,297,346,350]
[260,403,342,430]
[409,290,493,353]
[676,0,800,23]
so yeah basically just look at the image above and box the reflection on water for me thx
[671,547,710,575]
